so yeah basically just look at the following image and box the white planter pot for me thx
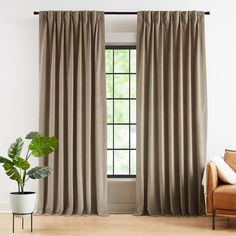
[10,192,36,217]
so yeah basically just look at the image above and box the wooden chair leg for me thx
[31,213,33,232]
[12,213,14,233]
[212,209,215,230]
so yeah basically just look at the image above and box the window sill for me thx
[107,178,136,182]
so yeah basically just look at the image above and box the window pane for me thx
[130,150,136,175]
[130,100,136,123]
[106,75,113,98]
[130,75,136,98]
[130,50,136,73]
[107,100,113,123]
[114,50,129,73]
[106,48,137,177]
[107,125,113,148]
[114,150,129,175]
[114,125,129,148]
[114,75,129,98]
[130,125,136,148]
[107,150,113,175]
[106,50,113,73]
[114,100,129,123]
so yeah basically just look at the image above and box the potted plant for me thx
[0,131,58,216]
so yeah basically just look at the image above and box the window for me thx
[106,45,136,178]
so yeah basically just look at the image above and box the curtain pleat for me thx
[136,11,207,215]
[37,11,108,216]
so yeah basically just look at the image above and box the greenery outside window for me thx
[106,45,136,178]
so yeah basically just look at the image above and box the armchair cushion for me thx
[213,184,236,211]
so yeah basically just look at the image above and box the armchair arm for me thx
[206,162,219,214]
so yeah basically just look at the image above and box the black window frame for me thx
[106,45,136,179]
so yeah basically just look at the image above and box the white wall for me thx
[0,0,236,212]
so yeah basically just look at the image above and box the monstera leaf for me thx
[26,166,51,179]
[25,131,39,140]
[12,157,30,171]
[3,163,23,186]
[0,156,23,186]
[8,137,24,158]
[0,156,14,166]
[28,134,58,157]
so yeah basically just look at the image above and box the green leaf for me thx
[12,157,30,171]
[0,156,14,166]
[3,163,23,186]
[25,131,39,140]
[28,134,58,157]
[8,137,24,159]
[26,166,51,179]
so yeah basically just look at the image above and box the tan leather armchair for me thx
[206,162,236,230]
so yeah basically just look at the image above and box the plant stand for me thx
[12,212,33,233]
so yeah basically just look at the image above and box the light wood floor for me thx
[0,214,236,235]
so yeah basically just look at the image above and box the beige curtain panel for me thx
[37,11,108,216]
[136,11,207,215]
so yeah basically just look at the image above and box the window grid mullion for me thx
[108,148,136,150]
[128,49,131,176]
[107,98,136,100]
[107,123,136,125]
[106,72,136,75]
[112,49,115,176]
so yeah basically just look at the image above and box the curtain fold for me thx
[37,11,108,216]
[136,11,207,215]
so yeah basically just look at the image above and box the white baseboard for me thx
[0,202,11,213]
[108,203,136,214]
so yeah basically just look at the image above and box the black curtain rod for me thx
[33,11,210,15]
